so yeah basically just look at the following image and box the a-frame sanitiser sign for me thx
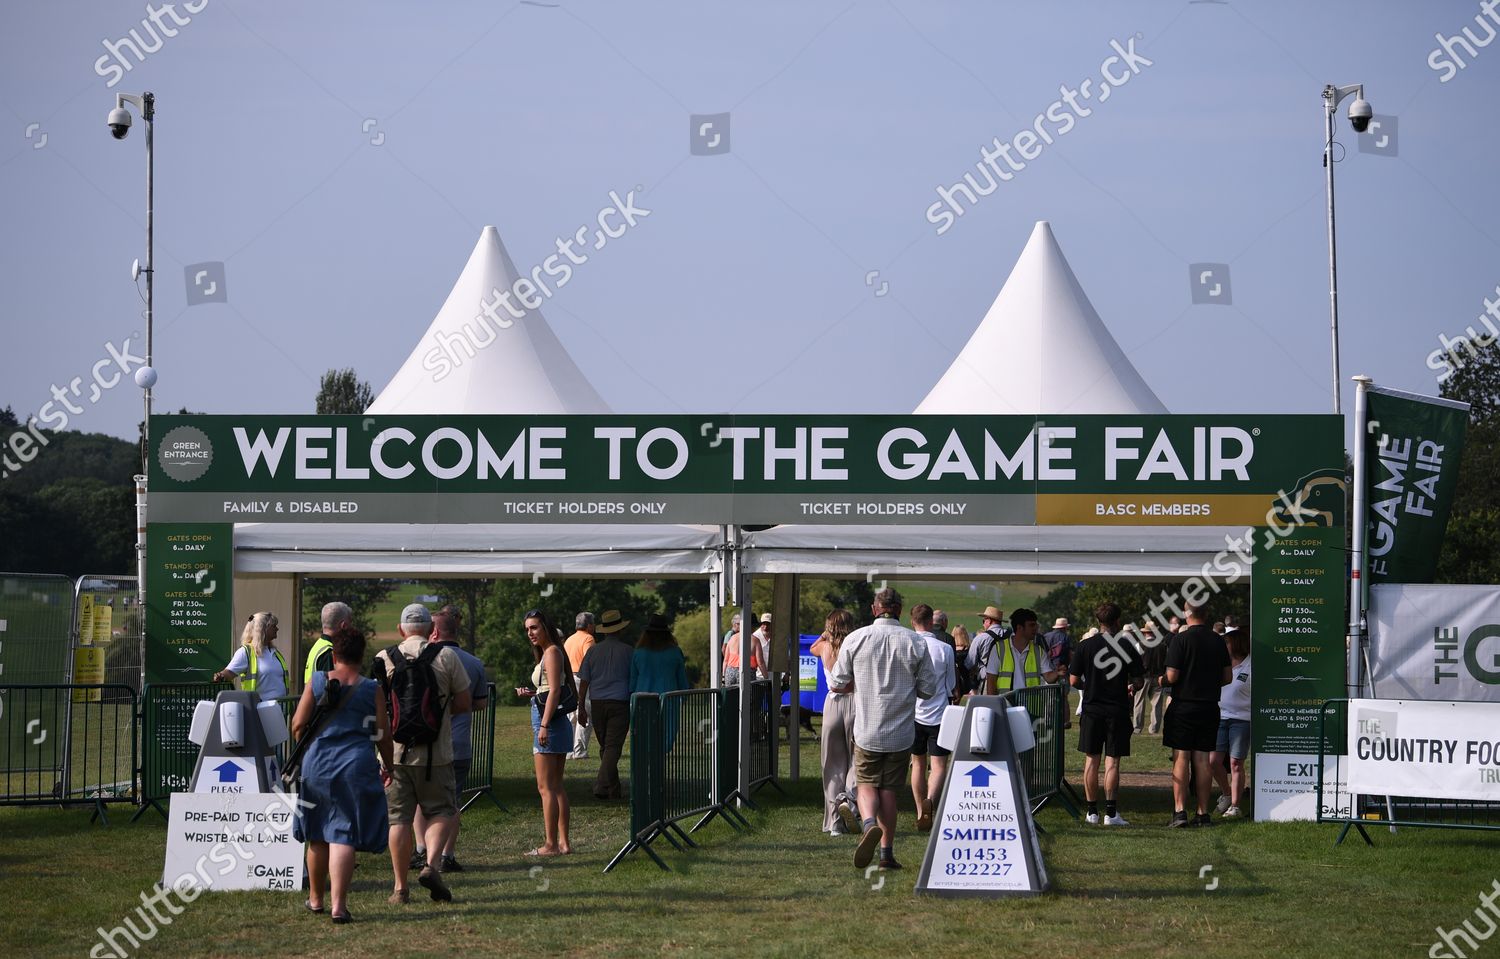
[915,697,1049,897]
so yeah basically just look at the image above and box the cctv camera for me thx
[1347,98,1373,134]
[107,106,132,139]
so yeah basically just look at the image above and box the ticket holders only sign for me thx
[1347,699,1500,802]
[162,792,304,892]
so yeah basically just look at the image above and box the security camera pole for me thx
[1322,82,1371,416]
[110,90,155,691]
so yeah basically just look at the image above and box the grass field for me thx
[2,706,1497,958]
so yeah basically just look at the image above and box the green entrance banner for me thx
[144,524,234,686]
[1363,387,1470,585]
[148,413,1343,526]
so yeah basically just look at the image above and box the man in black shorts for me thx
[1070,602,1144,826]
[1163,602,1232,827]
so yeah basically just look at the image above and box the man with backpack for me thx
[374,604,472,905]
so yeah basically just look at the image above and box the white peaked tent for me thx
[917,220,1167,415]
[367,225,611,414]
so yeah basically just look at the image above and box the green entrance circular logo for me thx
[158,426,213,482]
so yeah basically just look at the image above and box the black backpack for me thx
[379,643,448,775]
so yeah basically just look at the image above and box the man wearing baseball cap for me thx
[375,603,472,904]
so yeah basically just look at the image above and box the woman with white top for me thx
[1211,629,1252,817]
[213,611,289,701]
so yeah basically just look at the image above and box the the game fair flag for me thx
[1360,384,1469,585]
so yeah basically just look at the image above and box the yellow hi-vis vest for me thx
[242,647,289,694]
[304,636,334,685]
[995,639,1045,690]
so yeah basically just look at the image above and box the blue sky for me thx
[3,0,1497,440]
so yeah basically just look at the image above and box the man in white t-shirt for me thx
[907,604,955,833]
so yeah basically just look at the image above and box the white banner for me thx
[1346,699,1500,802]
[1255,753,1350,822]
[1368,584,1500,702]
[163,792,305,892]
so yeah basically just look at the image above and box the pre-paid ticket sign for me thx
[162,791,305,892]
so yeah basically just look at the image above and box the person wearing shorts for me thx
[374,604,473,904]
[829,588,937,873]
[1211,629,1252,818]
[907,604,954,833]
[1163,603,1232,828]
[1070,603,1144,826]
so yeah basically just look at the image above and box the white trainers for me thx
[1214,794,1231,815]
[1085,812,1101,825]
[1102,814,1130,826]
[1224,805,1243,818]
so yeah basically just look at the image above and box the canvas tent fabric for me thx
[740,524,1241,579]
[232,523,721,576]
[367,225,611,415]
[916,220,1167,416]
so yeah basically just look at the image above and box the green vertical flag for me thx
[1364,386,1470,584]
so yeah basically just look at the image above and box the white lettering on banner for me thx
[1347,699,1500,802]
[1368,435,1445,575]
[214,420,1273,490]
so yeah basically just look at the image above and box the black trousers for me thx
[591,699,630,799]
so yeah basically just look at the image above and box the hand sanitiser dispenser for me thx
[969,706,993,754]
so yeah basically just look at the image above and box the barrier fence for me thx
[997,682,1080,819]
[135,682,229,818]
[607,688,750,872]
[0,573,75,686]
[0,684,138,822]
[1316,699,1500,845]
[460,684,503,812]
[747,679,778,795]
[72,575,140,694]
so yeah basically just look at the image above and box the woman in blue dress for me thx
[291,630,393,923]
[631,614,691,750]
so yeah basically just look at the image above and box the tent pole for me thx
[736,530,753,807]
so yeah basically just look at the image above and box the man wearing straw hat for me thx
[578,609,633,801]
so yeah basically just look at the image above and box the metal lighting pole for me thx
[1322,82,1371,416]
[111,91,155,691]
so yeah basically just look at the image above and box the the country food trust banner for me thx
[147,413,1343,526]
[1347,698,1500,802]
[1369,584,1500,702]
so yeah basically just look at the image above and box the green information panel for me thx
[1250,525,1346,755]
[144,524,234,686]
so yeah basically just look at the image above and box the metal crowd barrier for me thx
[606,688,749,872]
[460,683,504,812]
[0,684,138,823]
[747,679,780,795]
[1316,699,1500,845]
[134,681,228,819]
[996,682,1080,820]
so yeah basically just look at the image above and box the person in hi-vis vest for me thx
[214,611,290,700]
[305,601,355,686]
[981,608,1060,695]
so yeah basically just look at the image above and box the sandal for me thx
[305,900,325,914]
[331,911,353,925]
[523,847,562,858]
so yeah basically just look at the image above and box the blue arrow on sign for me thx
[213,760,242,783]
[964,765,997,788]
